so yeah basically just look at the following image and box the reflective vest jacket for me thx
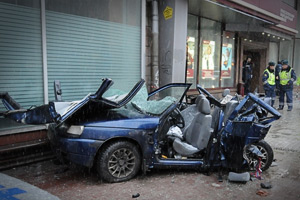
[263,69,275,86]
[279,68,292,85]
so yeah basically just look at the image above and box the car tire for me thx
[97,141,141,183]
[244,140,273,171]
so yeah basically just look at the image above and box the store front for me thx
[185,0,297,95]
[186,15,237,91]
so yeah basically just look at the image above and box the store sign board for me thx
[242,0,297,29]
[163,6,173,20]
[279,3,297,29]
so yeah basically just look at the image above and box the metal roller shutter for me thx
[0,2,43,109]
[46,10,141,102]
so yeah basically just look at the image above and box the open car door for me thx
[3,78,145,125]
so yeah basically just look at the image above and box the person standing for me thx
[275,60,282,95]
[242,57,253,95]
[277,60,297,111]
[262,62,276,107]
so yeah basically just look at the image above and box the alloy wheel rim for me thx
[108,148,136,178]
[245,145,268,170]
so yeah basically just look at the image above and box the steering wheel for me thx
[170,107,185,128]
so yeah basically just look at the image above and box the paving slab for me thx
[0,173,59,200]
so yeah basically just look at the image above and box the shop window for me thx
[198,18,221,89]
[221,31,236,87]
[186,16,236,89]
[186,15,198,88]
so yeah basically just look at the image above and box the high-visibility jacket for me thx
[279,68,292,85]
[263,69,275,86]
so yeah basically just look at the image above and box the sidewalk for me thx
[265,94,300,152]
[0,173,59,200]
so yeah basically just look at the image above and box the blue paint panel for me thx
[59,139,104,167]
[84,118,159,130]
[60,138,103,156]
[0,185,26,200]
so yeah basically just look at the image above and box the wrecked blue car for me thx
[2,78,281,183]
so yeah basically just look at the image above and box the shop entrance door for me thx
[243,49,267,93]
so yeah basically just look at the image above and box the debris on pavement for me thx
[260,182,272,189]
[211,183,221,188]
[132,193,140,198]
[256,190,269,197]
[270,162,278,167]
[228,172,250,183]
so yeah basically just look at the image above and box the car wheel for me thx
[97,141,141,183]
[243,140,273,171]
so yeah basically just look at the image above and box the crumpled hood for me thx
[83,117,160,130]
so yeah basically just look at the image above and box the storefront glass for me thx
[186,14,198,88]
[186,16,236,89]
[198,18,221,88]
[221,31,235,87]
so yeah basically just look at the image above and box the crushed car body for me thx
[1,78,281,183]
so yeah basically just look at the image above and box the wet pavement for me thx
[1,95,300,200]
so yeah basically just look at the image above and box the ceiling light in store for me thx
[262,32,265,35]
[273,35,275,38]
[249,40,252,42]
[233,38,235,40]
[244,38,247,41]
[282,38,285,41]
[226,36,229,39]
[278,37,280,39]
[267,34,270,37]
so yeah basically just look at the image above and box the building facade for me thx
[148,0,299,96]
[0,0,299,110]
[0,0,145,109]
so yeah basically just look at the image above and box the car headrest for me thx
[195,94,205,105]
[197,98,210,115]
[222,88,230,97]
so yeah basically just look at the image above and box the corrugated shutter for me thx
[0,3,43,109]
[46,11,141,102]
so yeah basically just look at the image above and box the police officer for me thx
[275,60,282,95]
[262,62,276,107]
[277,60,297,111]
[242,57,253,95]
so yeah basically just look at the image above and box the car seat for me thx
[173,97,212,156]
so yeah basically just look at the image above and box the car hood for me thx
[83,117,160,130]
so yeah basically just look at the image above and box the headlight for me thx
[67,125,84,136]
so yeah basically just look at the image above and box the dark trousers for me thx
[244,80,251,95]
[279,87,293,108]
[264,85,276,106]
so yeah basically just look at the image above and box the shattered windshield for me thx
[102,83,189,116]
